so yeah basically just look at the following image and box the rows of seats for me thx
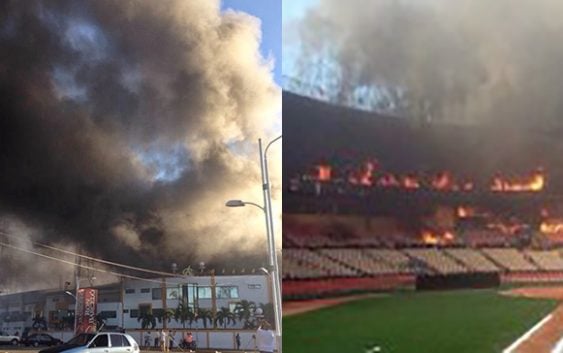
[482,248,537,271]
[283,248,358,278]
[446,248,499,272]
[365,249,414,273]
[404,248,467,274]
[525,250,563,271]
[318,248,398,275]
[283,249,331,279]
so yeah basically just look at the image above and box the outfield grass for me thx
[284,290,558,353]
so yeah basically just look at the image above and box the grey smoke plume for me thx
[0,0,280,290]
[291,0,563,125]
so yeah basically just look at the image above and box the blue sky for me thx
[222,0,281,85]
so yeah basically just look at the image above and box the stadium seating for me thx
[525,250,563,271]
[481,248,537,271]
[446,248,499,272]
[318,248,397,275]
[365,249,414,273]
[404,248,468,274]
[283,248,358,278]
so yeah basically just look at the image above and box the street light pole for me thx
[259,137,282,342]
[226,135,282,352]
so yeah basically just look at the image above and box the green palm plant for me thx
[174,301,196,329]
[137,311,157,330]
[214,307,236,329]
[156,308,175,326]
[234,300,256,328]
[258,302,275,328]
[196,308,213,329]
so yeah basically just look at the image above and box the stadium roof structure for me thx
[283,91,563,192]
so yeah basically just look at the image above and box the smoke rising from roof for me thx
[292,0,563,125]
[0,0,280,290]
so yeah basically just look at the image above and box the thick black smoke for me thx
[0,0,280,291]
[291,0,563,126]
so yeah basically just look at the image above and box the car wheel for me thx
[11,339,18,345]
[33,341,39,347]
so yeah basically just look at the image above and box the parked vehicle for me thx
[0,331,19,345]
[39,332,140,353]
[22,333,63,347]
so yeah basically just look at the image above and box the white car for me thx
[39,332,140,353]
[0,331,20,345]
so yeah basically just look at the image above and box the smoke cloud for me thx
[0,0,280,291]
[291,0,563,126]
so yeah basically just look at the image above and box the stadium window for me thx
[197,286,212,299]
[140,288,150,293]
[216,286,239,299]
[129,310,138,318]
[125,289,135,294]
[247,284,261,289]
[166,288,180,300]
[151,288,162,300]
[100,311,117,319]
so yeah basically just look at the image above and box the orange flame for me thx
[421,230,455,245]
[540,220,563,234]
[431,172,454,190]
[316,165,332,182]
[491,169,545,192]
[457,206,474,218]
[378,173,400,187]
[402,175,420,189]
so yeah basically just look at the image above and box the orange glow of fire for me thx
[491,170,545,192]
[431,172,454,190]
[463,182,474,191]
[421,230,455,245]
[316,165,332,182]
[402,175,420,189]
[359,161,377,186]
[486,223,525,235]
[378,173,400,187]
[540,220,563,234]
[457,206,475,218]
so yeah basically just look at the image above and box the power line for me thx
[0,231,180,278]
[0,240,185,286]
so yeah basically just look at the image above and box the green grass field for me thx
[284,290,558,353]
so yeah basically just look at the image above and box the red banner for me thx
[76,288,98,334]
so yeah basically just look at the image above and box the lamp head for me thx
[225,200,245,207]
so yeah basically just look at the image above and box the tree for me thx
[234,300,256,329]
[137,311,157,330]
[174,302,195,329]
[196,308,213,329]
[258,303,275,328]
[214,307,236,329]
[156,309,175,326]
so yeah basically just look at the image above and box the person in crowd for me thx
[255,320,276,353]
[160,329,168,352]
[236,333,241,350]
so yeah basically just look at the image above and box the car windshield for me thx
[66,333,96,346]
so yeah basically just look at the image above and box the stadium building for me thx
[283,90,563,299]
[0,273,271,350]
